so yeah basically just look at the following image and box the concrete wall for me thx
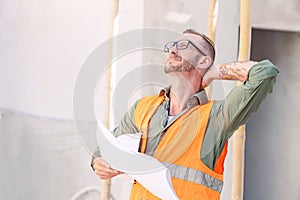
[252,0,300,32]
[0,0,112,119]
[245,29,300,200]
[0,0,124,199]
[247,1,300,199]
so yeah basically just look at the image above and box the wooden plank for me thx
[232,0,251,199]
[102,0,119,199]
[206,0,219,98]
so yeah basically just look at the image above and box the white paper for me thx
[96,121,179,200]
[116,134,141,153]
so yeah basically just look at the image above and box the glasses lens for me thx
[164,42,175,52]
[177,40,189,50]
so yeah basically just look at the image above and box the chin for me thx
[164,66,173,73]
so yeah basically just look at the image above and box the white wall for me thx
[252,0,300,32]
[0,1,127,199]
[0,0,113,119]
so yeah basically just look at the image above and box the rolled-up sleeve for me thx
[217,59,279,137]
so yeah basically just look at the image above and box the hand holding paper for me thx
[96,121,179,200]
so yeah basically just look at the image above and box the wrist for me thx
[218,61,255,81]
[201,64,219,88]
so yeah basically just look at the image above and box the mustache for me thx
[167,54,182,62]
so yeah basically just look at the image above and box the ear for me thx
[196,56,212,70]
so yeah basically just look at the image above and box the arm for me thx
[200,60,279,168]
[202,60,258,86]
[217,60,278,133]
[205,60,279,134]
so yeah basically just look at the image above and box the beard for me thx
[164,57,198,73]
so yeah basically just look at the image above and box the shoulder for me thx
[136,95,164,107]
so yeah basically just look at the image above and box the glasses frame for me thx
[164,39,207,56]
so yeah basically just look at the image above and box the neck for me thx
[168,72,202,115]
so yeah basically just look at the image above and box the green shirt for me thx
[96,60,279,170]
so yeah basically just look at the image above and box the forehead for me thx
[176,33,204,47]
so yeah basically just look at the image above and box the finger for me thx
[94,163,122,174]
[95,171,119,180]
[92,157,123,174]
[93,159,113,171]
[94,162,122,174]
[95,171,112,177]
[94,157,110,168]
[95,171,120,178]
[94,164,120,174]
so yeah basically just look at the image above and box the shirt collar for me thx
[159,86,209,107]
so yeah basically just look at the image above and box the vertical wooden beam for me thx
[232,0,251,199]
[102,0,119,199]
[206,0,219,98]
[208,0,219,41]
[238,0,251,61]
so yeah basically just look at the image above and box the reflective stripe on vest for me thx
[163,162,223,193]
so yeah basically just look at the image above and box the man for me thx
[91,29,279,199]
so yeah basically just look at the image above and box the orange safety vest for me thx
[130,95,228,200]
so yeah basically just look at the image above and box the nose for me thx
[168,45,178,55]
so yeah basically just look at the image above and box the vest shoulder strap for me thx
[134,95,165,153]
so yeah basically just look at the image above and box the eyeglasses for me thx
[163,40,207,56]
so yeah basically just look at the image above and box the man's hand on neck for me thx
[202,60,258,88]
